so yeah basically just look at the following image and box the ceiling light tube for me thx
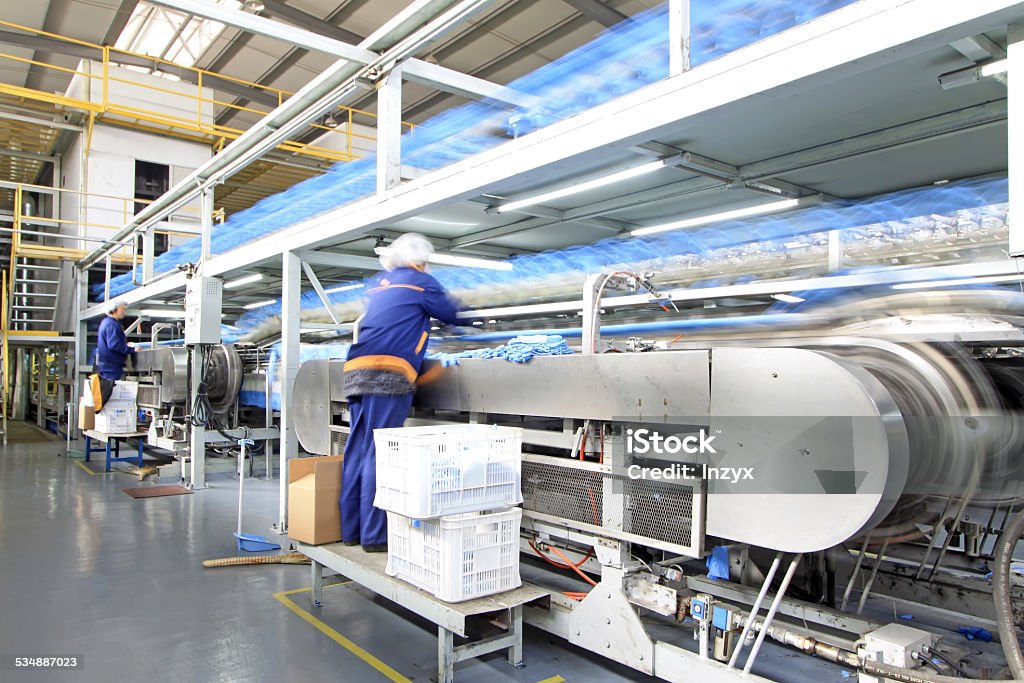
[375,246,513,271]
[630,198,802,237]
[496,159,667,214]
[428,253,514,271]
[980,59,1008,77]
[243,299,277,310]
[324,282,366,294]
[139,309,186,318]
[224,273,264,289]
[771,293,805,303]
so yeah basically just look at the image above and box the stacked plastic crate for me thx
[373,424,523,602]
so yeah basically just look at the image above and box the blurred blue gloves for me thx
[428,335,574,366]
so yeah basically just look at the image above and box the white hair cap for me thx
[104,299,127,314]
[380,232,434,271]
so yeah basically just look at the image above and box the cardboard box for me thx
[108,380,138,404]
[95,403,137,434]
[78,399,95,431]
[288,455,344,545]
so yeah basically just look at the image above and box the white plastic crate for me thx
[373,424,522,518]
[386,507,522,602]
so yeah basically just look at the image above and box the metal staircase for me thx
[8,257,60,333]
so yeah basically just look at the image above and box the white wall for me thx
[54,123,212,254]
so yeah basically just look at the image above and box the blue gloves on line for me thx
[429,335,574,366]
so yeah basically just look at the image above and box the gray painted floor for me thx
[0,423,883,683]
[0,425,656,683]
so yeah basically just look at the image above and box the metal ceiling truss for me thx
[80,0,504,271]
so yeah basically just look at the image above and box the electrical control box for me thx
[859,624,934,683]
[184,276,222,345]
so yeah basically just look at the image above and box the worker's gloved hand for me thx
[439,354,460,368]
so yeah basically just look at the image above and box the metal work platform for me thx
[83,429,146,472]
[298,541,551,683]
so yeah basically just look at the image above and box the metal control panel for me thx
[184,276,222,345]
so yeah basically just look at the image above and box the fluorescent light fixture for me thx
[631,198,801,237]
[324,282,365,294]
[771,293,805,303]
[413,217,478,227]
[224,273,263,289]
[496,160,666,214]
[891,274,1023,290]
[939,59,1009,89]
[140,309,185,318]
[981,59,1008,77]
[429,253,514,271]
[375,246,513,271]
[243,299,277,310]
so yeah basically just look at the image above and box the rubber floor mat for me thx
[122,485,193,498]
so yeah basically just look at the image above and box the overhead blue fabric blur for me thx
[99,0,858,301]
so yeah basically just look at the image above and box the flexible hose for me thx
[547,545,598,587]
[528,538,594,571]
[202,552,310,568]
[861,660,993,683]
[995,508,1024,679]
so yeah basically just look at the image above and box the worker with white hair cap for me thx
[340,232,463,552]
[96,298,135,380]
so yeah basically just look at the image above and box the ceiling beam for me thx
[260,0,364,44]
[103,0,142,46]
[559,0,628,28]
[155,0,533,128]
[399,9,587,122]
[950,33,1006,61]
[296,249,381,269]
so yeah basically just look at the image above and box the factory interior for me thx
[6,0,1024,681]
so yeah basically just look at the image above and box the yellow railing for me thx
[0,19,414,165]
[5,181,228,301]
[1,269,8,428]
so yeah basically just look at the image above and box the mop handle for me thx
[237,439,254,537]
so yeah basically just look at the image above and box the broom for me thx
[203,552,310,568]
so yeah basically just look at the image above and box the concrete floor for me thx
[0,423,662,683]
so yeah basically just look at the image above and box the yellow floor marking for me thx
[273,583,411,683]
[73,460,109,475]
[536,676,566,683]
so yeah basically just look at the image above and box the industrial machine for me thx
[126,340,276,475]
[291,272,1024,682]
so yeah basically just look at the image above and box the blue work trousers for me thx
[339,392,413,547]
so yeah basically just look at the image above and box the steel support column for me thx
[1010,23,1024,255]
[277,250,302,531]
[668,0,691,75]
[377,65,404,194]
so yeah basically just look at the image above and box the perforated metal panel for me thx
[330,428,348,456]
[522,455,704,558]
[623,477,694,548]
[137,384,162,409]
[522,460,604,526]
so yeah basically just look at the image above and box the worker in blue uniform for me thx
[96,299,135,381]
[340,233,463,552]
